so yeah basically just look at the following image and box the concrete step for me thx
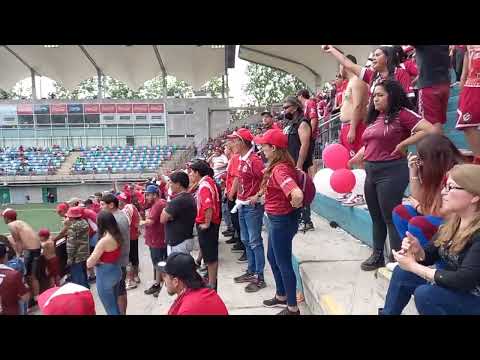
[57,151,81,175]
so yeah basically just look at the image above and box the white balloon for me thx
[351,169,366,196]
[313,168,341,199]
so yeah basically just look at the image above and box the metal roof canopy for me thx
[238,45,376,91]
[0,45,230,92]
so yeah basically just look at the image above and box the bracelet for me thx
[410,176,419,181]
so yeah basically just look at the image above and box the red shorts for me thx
[340,121,367,158]
[456,86,480,130]
[418,83,450,125]
[46,256,60,278]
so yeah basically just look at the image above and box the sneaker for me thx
[144,283,161,296]
[301,222,314,232]
[225,237,238,244]
[336,193,351,202]
[386,262,398,272]
[245,277,266,293]
[263,296,287,308]
[222,229,235,237]
[234,271,255,283]
[231,243,244,253]
[342,194,366,207]
[360,250,385,271]
[134,275,141,284]
[277,307,300,315]
[126,279,138,290]
[236,252,248,264]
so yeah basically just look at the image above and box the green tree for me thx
[200,76,226,98]
[244,63,309,106]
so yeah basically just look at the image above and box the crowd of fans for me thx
[1,45,480,316]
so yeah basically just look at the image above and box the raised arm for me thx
[322,45,362,77]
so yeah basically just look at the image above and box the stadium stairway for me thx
[58,151,81,175]
[297,84,464,315]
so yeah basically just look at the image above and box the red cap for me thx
[38,228,50,238]
[1,208,17,221]
[253,129,289,149]
[38,283,96,316]
[117,192,131,203]
[56,203,69,214]
[66,206,84,219]
[227,128,254,142]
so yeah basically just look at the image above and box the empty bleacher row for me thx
[0,146,71,176]
[71,145,187,174]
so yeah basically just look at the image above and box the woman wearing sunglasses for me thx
[349,79,434,271]
[381,164,480,315]
[392,134,464,263]
[253,129,304,315]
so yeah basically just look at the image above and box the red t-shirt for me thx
[335,80,348,107]
[196,176,221,225]
[265,163,299,216]
[226,154,240,194]
[362,108,421,162]
[237,149,264,201]
[304,98,318,121]
[89,202,101,214]
[0,264,29,315]
[168,288,229,315]
[465,45,480,88]
[82,208,98,237]
[122,204,140,240]
[360,67,411,95]
[144,199,166,248]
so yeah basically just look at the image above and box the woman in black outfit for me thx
[349,80,433,271]
[382,164,480,315]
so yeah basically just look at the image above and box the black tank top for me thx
[285,112,313,171]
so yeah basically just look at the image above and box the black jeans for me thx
[364,159,409,255]
[227,197,240,237]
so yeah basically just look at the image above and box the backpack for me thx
[296,168,316,206]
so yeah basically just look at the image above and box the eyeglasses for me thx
[443,184,465,193]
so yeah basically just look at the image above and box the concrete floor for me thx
[89,225,311,316]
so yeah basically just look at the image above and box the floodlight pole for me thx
[31,69,37,100]
[97,68,103,99]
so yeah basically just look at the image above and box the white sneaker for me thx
[336,193,351,202]
[342,194,365,207]
[126,279,138,290]
[386,262,398,272]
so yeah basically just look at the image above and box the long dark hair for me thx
[392,45,406,66]
[375,46,398,79]
[97,210,123,245]
[366,79,412,125]
[417,134,464,214]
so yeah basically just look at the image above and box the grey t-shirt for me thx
[113,209,130,267]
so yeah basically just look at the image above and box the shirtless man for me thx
[339,54,369,158]
[338,55,369,207]
[2,208,41,305]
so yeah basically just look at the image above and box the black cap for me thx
[261,111,272,117]
[157,253,204,289]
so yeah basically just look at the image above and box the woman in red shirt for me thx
[349,79,434,271]
[253,129,304,315]
[323,45,411,97]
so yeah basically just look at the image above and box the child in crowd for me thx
[39,228,60,287]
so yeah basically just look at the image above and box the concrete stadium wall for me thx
[6,183,116,204]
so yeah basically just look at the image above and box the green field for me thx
[0,203,63,235]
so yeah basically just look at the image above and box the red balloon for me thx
[322,143,350,170]
[330,169,356,194]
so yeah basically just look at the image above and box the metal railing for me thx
[313,112,341,160]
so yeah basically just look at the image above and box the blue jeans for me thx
[70,261,89,289]
[89,232,99,247]
[222,199,232,229]
[383,266,480,315]
[267,209,301,307]
[238,204,265,278]
[96,263,122,315]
